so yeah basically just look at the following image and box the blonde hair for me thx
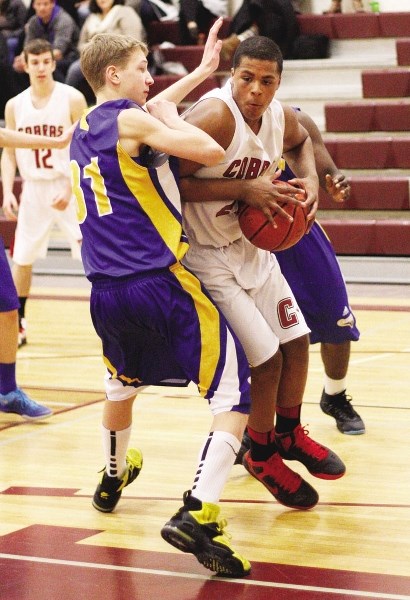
[80,33,148,93]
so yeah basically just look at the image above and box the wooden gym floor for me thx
[0,276,409,600]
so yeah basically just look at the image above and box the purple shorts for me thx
[90,264,251,414]
[275,221,360,345]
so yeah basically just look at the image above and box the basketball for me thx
[238,182,308,251]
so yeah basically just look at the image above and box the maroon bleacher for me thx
[147,12,410,46]
[362,68,410,98]
[325,100,410,132]
[148,74,221,102]
[318,219,410,256]
[297,11,410,39]
[324,137,410,169]
[318,177,410,211]
[159,45,232,73]
[396,39,410,66]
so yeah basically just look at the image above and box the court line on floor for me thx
[0,553,409,599]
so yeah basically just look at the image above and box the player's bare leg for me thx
[12,263,32,347]
[320,341,365,435]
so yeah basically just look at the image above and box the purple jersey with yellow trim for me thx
[275,163,360,345]
[70,99,189,282]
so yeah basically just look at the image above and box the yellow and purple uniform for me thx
[70,99,251,413]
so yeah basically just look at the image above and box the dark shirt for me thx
[25,5,79,61]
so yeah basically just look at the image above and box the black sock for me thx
[18,297,27,324]
[275,404,301,434]
[247,427,278,462]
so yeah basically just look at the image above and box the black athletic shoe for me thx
[92,448,143,513]
[275,424,346,480]
[161,490,251,578]
[320,389,365,435]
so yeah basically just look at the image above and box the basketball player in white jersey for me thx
[180,36,346,510]
[1,38,87,347]
[1,125,74,421]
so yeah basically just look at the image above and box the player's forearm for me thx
[284,136,318,185]
[0,150,17,194]
[180,176,248,203]
[0,127,65,150]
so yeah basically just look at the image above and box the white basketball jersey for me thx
[182,79,285,248]
[14,82,72,181]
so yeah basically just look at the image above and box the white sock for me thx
[324,376,347,396]
[191,430,240,504]
[101,424,131,478]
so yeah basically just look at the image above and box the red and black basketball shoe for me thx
[275,425,346,480]
[243,450,319,509]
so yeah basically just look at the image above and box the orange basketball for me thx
[238,182,308,251]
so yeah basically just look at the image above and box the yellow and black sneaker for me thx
[161,490,251,578]
[92,448,143,513]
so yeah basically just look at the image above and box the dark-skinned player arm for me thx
[281,104,319,227]
[297,110,351,204]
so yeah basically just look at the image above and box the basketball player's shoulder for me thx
[60,83,88,119]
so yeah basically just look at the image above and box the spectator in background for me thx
[179,0,228,45]
[65,0,144,102]
[323,0,365,13]
[13,0,79,82]
[0,0,27,62]
[0,31,19,117]
[137,0,178,33]
[220,0,298,61]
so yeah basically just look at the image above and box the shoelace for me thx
[16,390,37,410]
[213,518,232,542]
[273,454,302,492]
[295,426,328,460]
[332,395,358,419]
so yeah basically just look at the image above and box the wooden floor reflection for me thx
[0,280,409,600]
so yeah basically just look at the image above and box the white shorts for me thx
[184,237,310,367]
[13,178,82,265]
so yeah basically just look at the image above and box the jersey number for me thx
[33,148,53,169]
[70,157,113,224]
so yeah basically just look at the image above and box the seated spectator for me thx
[220,0,298,61]
[65,0,144,101]
[0,0,27,62]
[179,0,227,45]
[323,0,365,13]
[23,0,83,24]
[13,0,79,82]
[0,30,19,117]
[137,0,178,32]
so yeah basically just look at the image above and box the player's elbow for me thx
[201,144,225,167]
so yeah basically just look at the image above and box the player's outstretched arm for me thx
[146,17,223,107]
[119,101,225,166]
[0,126,73,150]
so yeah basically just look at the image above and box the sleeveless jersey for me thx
[182,79,285,248]
[14,82,72,181]
[69,99,189,281]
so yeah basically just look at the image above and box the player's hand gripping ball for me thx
[238,181,308,251]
